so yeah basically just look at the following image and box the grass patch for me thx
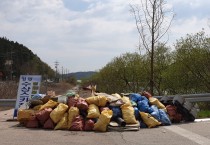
[197,110,210,118]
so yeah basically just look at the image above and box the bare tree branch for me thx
[130,0,174,94]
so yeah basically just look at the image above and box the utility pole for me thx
[54,61,59,82]
[61,66,63,81]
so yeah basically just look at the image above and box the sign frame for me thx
[13,75,42,118]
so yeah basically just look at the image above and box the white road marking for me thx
[164,125,210,145]
[195,118,210,122]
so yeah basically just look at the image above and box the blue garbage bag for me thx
[140,120,148,128]
[109,106,122,119]
[129,93,146,102]
[150,105,161,121]
[137,100,154,113]
[159,109,171,125]
[134,107,141,120]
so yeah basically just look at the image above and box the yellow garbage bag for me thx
[87,104,100,118]
[140,112,161,128]
[39,100,58,111]
[50,103,68,124]
[93,109,113,132]
[68,107,79,129]
[86,96,107,106]
[17,109,35,123]
[121,96,132,106]
[86,96,98,105]
[33,105,42,111]
[121,104,138,124]
[54,113,68,130]
[98,96,107,107]
[149,97,166,111]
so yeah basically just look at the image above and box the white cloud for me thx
[0,0,210,72]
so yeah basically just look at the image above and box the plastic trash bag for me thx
[93,109,113,132]
[100,107,110,113]
[43,118,55,129]
[150,105,161,121]
[121,96,132,106]
[86,96,107,107]
[134,107,141,120]
[76,97,89,110]
[159,109,171,125]
[106,93,121,102]
[36,108,52,126]
[140,112,161,128]
[121,104,138,124]
[54,113,68,130]
[141,91,152,99]
[137,100,154,113]
[33,105,42,111]
[166,105,183,123]
[87,104,100,118]
[98,96,108,106]
[131,100,137,107]
[84,119,95,131]
[26,115,39,128]
[70,115,84,131]
[68,107,79,129]
[39,100,58,111]
[149,97,166,111]
[17,109,35,124]
[140,120,148,128]
[50,103,68,124]
[29,99,43,108]
[109,106,122,119]
[129,93,145,102]
[67,97,78,108]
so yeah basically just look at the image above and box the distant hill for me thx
[68,71,96,80]
[0,37,55,80]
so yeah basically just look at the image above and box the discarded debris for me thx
[16,90,199,132]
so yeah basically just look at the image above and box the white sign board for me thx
[13,75,42,118]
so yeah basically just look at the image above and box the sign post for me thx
[13,75,42,118]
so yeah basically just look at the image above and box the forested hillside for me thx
[0,37,55,81]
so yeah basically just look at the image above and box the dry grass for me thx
[0,81,18,99]
[0,81,74,99]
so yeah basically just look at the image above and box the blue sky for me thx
[0,0,210,73]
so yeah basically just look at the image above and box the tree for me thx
[87,52,147,94]
[163,31,210,94]
[130,0,174,95]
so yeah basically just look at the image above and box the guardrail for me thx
[1,93,210,108]
[0,99,16,107]
[154,93,210,103]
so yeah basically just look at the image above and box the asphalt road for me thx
[1,109,210,145]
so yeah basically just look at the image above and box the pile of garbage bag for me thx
[17,91,196,132]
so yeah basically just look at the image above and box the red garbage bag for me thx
[67,97,78,108]
[99,107,110,113]
[84,119,95,131]
[76,98,89,110]
[36,108,52,126]
[166,105,183,123]
[43,118,55,129]
[26,115,39,128]
[141,91,152,99]
[69,115,84,131]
